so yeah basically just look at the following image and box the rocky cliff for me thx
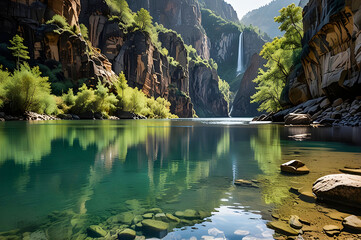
[273,0,361,126]
[198,0,238,22]
[230,54,266,117]
[0,0,115,86]
[128,0,211,59]
[189,61,228,117]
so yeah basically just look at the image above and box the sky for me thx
[224,0,274,19]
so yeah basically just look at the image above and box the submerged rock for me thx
[142,213,153,219]
[87,225,107,238]
[289,215,303,229]
[166,213,180,223]
[234,179,259,188]
[183,209,199,219]
[339,168,361,176]
[267,221,299,236]
[343,215,361,233]
[141,219,169,232]
[281,160,310,174]
[312,174,361,208]
[118,228,136,240]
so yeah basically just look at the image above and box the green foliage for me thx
[251,4,303,113]
[274,3,303,49]
[8,35,30,69]
[80,24,89,40]
[218,79,230,107]
[185,44,217,70]
[134,8,153,32]
[113,73,176,118]
[0,68,10,108]
[46,14,70,29]
[106,0,134,24]
[1,64,57,114]
[51,15,69,28]
[168,57,180,67]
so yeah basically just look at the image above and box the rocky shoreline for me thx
[0,111,147,122]
[254,97,361,127]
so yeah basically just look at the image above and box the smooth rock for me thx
[323,225,341,236]
[118,228,136,240]
[183,209,199,219]
[281,160,310,175]
[174,211,184,218]
[141,219,169,232]
[285,113,312,125]
[298,191,316,203]
[142,213,154,219]
[154,213,168,222]
[343,215,361,232]
[87,225,107,238]
[312,174,361,208]
[166,213,180,223]
[289,215,303,229]
[320,98,331,108]
[339,168,361,176]
[267,221,299,236]
[234,179,259,188]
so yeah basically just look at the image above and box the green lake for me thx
[0,119,360,240]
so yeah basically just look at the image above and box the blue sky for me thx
[224,0,273,19]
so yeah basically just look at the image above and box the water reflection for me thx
[0,120,360,239]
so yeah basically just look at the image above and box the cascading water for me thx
[237,32,244,74]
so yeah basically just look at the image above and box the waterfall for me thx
[237,32,244,74]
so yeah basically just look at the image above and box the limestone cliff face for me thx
[189,62,228,117]
[297,0,361,103]
[0,0,115,85]
[198,0,238,22]
[128,0,211,59]
[230,54,266,117]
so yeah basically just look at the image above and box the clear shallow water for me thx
[0,119,360,240]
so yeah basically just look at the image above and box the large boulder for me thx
[284,113,312,125]
[312,174,361,208]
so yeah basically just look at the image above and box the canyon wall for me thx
[128,0,211,60]
[291,0,361,105]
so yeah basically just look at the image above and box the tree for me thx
[4,64,56,114]
[106,0,134,24]
[274,3,303,49]
[8,35,30,69]
[251,4,303,113]
[0,68,10,108]
[134,8,153,31]
[218,79,230,108]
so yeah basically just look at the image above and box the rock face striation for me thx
[231,54,266,117]
[128,0,211,60]
[0,0,115,85]
[261,0,361,125]
[198,0,238,22]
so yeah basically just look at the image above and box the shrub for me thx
[2,64,57,114]
[0,68,10,108]
[80,24,89,40]
[46,15,70,29]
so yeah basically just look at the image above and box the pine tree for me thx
[134,8,153,31]
[8,35,30,70]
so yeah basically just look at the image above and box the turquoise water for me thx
[0,119,360,240]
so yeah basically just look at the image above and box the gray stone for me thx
[332,98,343,107]
[312,174,361,208]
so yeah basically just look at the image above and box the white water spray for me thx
[237,32,244,74]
